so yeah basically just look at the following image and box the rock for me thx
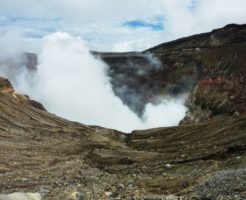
[0,77,14,94]
[0,192,41,200]
[71,192,83,200]
[105,191,113,197]
[165,164,172,169]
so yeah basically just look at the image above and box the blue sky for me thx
[0,0,245,52]
[123,16,164,31]
[123,20,163,31]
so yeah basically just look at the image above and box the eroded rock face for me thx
[0,77,14,94]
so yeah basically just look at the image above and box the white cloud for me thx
[196,0,246,29]
[160,0,246,40]
[0,0,245,51]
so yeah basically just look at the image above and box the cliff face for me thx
[95,24,246,123]
[0,24,245,200]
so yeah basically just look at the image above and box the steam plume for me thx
[0,32,188,132]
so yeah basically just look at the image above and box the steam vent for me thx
[0,24,246,199]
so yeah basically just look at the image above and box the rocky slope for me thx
[0,24,245,200]
[0,76,245,200]
[0,78,246,199]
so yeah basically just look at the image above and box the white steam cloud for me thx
[0,32,187,132]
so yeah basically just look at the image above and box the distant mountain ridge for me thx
[146,24,246,51]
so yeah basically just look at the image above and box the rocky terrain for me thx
[0,24,245,200]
